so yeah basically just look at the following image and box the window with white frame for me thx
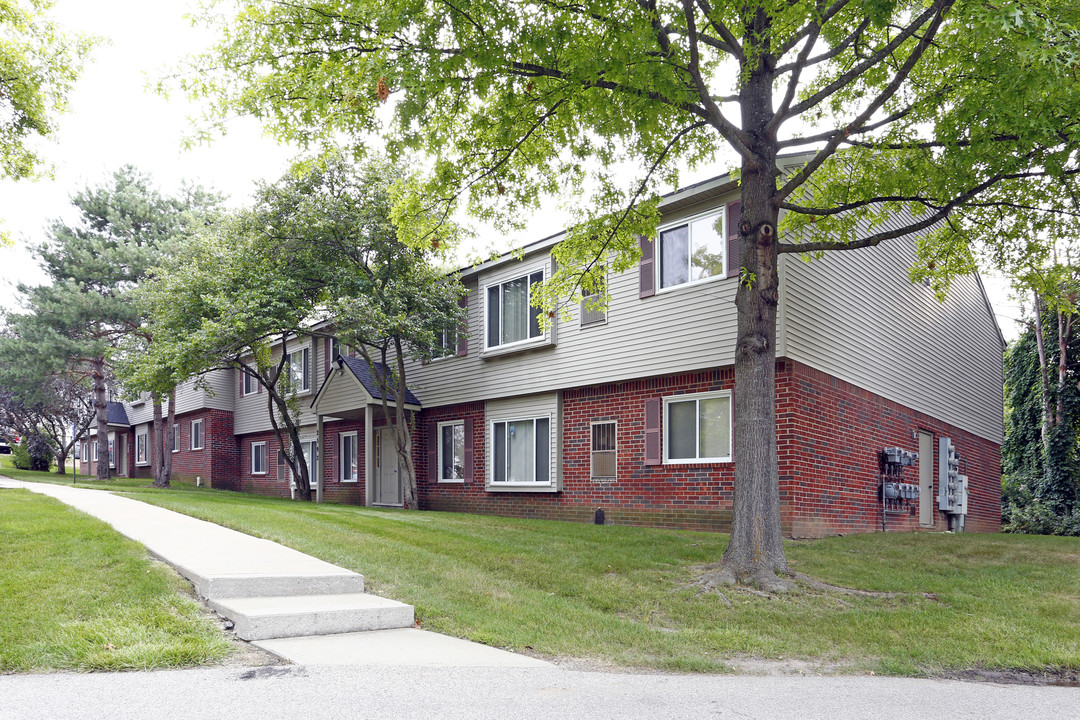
[438,421,465,482]
[658,211,725,290]
[108,432,116,469]
[298,440,318,485]
[287,346,310,393]
[340,432,358,482]
[435,326,456,357]
[590,422,617,481]
[191,419,204,450]
[251,441,267,474]
[329,337,341,362]
[242,369,257,396]
[92,440,98,461]
[135,429,148,465]
[663,390,732,463]
[486,271,544,349]
[491,417,550,484]
[172,424,180,453]
[580,273,607,327]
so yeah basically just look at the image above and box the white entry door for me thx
[374,428,402,506]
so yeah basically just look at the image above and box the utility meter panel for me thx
[938,437,965,514]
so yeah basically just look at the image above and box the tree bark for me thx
[1033,291,1053,456]
[159,387,174,487]
[92,355,110,481]
[712,6,792,591]
[151,397,164,485]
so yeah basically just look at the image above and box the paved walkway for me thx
[0,477,548,668]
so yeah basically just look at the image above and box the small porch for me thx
[310,355,422,507]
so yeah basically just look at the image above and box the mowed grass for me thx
[5,468,1079,676]
[0,486,233,672]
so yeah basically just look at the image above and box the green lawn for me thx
[0,485,233,672]
[4,468,1078,676]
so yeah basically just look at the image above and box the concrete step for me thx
[209,593,415,641]
[191,570,366,600]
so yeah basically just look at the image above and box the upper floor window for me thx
[486,271,544,349]
[287,346,310,393]
[242,369,257,396]
[659,212,725,289]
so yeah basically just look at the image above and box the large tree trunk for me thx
[92,355,110,481]
[158,387,174,488]
[151,397,164,485]
[713,8,792,591]
[393,340,418,509]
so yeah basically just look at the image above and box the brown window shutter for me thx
[644,397,662,466]
[463,417,474,481]
[726,200,741,278]
[428,423,439,482]
[638,234,655,298]
[456,293,469,356]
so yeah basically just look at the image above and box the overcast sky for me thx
[0,0,1025,339]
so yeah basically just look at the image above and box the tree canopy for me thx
[135,153,463,502]
[0,0,92,181]
[179,0,1080,588]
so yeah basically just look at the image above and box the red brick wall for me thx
[779,360,1001,536]
[417,374,736,531]
[415,362,1001,536]
[167,410,239,488]
[320,419,367,505]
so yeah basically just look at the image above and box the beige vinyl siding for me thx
[124,369,235,425]
[233,338,320,435]
[313,366,371,417]
[778,227,1004,444]
[485,392,560,489]
[406,241,740,408]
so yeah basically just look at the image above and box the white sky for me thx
[0,0,1025,340]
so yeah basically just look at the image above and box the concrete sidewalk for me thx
[0,477,549,668]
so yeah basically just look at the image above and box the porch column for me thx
[316,413,324,503]
[364,403,374,507]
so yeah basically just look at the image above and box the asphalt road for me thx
[2,664,1076,720]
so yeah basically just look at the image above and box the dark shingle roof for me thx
[339,355,421,407]
[106,401,130,426]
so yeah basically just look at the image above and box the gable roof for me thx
[106,401,130,426]
[338,356,422,406]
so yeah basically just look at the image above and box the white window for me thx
[591,422,617,481]
[663,390,732,463]
[486,271,544,349]
[191,419,204,450]
[172,424,180,453]
[438,421,465,482]
[340,432,358,482]
[242,369,257,396]
[92,440,98,461]
[329,337,341,362]
[135,429,148,466]
[251,441,267,474]
[435,327,457,357]
[287,346,310,393]
[658,211,725,290]
[491,417,550,484]
[298,439,318,486]
[108,432,116,469]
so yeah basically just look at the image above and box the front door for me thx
[919,430,934,527]
[374,428,402,506]
[116,434,127,477]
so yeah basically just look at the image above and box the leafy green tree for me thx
[136,153,463,502]
[180,0,1080,588]
[0,0,93,181]
[0,167,219,481]
[1003,297,1080,535]
[0,374,94,474]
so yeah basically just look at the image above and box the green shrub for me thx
[12,435,53,472]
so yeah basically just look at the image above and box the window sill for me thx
[135,462,149,467]
[654,272,730,296]
[486,483,558,493]
[663,457,733,465]
[252,471,267,476]
[480,336,553,359]
[340,478,358,484]
[437,478,465,484]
